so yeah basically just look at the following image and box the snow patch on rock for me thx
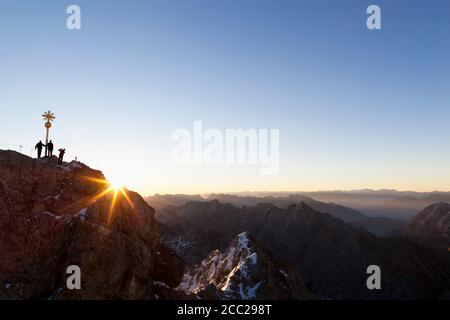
[153,281,171,289]
[239,281,263,299]
[74,208,88,221]
[279,269,288,279]
[176,232,262,299]
[40,211,63,220]
[59,161,82,172]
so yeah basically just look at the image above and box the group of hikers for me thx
[35,140,66,165]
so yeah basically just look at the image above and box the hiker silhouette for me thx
[47,140,54,157]
[58,148,66,165]
[35,140,44,159]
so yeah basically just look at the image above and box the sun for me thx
[81,176,135,224]
[108,180,125,191]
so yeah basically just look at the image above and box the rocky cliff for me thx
[0,150,184,299]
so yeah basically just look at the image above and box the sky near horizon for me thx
[1,0,449,195]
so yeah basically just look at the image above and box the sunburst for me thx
[83,177,135,223]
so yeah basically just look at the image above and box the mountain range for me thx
[156,200,450,299]
[205,190,450,221]
[147,193,405,236]
[1,150,449,300]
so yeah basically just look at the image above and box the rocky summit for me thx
[176,232,313,300]
[0,150,184,299]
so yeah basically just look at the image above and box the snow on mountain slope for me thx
[176,232,313,300]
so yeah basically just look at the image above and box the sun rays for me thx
[83,176,135,223]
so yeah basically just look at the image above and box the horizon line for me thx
[147,188,450,198]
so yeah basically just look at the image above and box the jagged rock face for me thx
[0,151,184,299]
[158,201,243,264]
[159,201,450,299]
[396,203,450,251]
[177,232,312,300]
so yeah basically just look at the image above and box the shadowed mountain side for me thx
[148,193,405,236]
[0,150,185,299]
[392,203,450,252]
[157,200,450,299]
[176,232,314,300]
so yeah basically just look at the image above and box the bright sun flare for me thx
[108,180,125,191]
[82,176,134,224]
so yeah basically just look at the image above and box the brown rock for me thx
[0,150,184,299]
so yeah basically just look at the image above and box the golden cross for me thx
[42,110,55,123]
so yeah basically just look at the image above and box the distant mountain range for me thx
[147,194,206,211]
[148,190,450,222]
[217,190,450,221]
[147,193,405,236]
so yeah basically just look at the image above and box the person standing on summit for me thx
[58,148,66,165]
[35,140,44,158]
[47,140,54,158]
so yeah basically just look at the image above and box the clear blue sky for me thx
[1,0,449,194]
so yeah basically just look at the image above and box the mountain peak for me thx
[424,202,450,211]
[295,201,315,211]
[397,202,450,250]
[176,231,312,300]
